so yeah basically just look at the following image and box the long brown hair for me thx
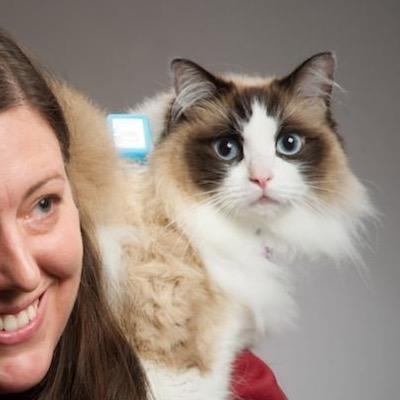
[0,29,149,399]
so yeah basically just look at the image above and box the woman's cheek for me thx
[32,202,83,279]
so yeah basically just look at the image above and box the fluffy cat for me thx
[53,54,373,399]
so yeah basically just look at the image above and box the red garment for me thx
[231,350,287,400]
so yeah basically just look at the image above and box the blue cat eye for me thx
[276,133,303,156]
[213,136,241,161]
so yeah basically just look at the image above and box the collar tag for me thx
[107,113,153,162]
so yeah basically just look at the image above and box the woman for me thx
[0,29,148,399]
[0,29,287,399]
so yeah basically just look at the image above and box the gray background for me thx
[1,1,399,399]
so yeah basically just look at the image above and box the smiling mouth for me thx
[0,296,41,333]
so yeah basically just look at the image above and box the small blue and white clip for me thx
[107,113,153,162]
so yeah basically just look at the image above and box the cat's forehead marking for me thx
[228,83,284,134]
[241,100,278,139]
[241,101,278,168]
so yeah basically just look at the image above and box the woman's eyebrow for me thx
[24,173,65,199]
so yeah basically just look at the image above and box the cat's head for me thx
[151,54,372,259]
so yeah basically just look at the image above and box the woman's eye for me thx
[276,133,303,156]
[34,196,56,216]
[23,195,61,231]
[213,137,242,161]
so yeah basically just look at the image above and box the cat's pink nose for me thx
[249,175,273,189]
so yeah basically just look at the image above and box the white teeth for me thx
[17,310,29,329]
[27,305,37,321]
[0,298,40,332]
[4,315,18,332]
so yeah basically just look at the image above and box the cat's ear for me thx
[170,59,226,122]
[281,52,337,107]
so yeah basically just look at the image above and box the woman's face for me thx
[0,106,83,393]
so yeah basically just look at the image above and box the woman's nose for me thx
[0,224,40,292]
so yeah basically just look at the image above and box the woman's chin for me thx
[0,348,53,394]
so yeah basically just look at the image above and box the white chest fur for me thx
[179,203,295,336]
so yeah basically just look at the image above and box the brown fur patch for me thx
[50,80,128,226]
[113,166,229,371]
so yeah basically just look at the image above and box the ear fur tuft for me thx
[282,52,337,106]
[170,59,221,121]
